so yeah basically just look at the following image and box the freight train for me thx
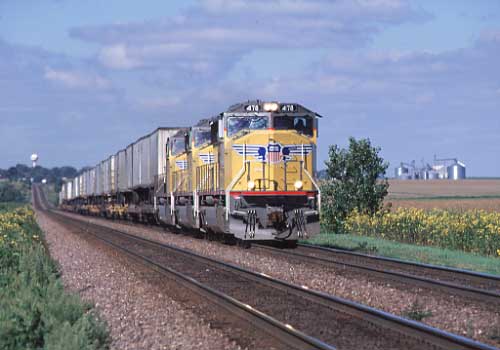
[59,100,321,243]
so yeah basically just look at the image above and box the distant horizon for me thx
[2,162,500,180]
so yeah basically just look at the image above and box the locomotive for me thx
[59,100,322,242]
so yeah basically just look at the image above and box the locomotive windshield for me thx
[193,128,211,147]
[273,115,314,136]
[227,116,268,136]
[171,137,186,155]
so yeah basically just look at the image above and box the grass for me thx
[0,202,27,213]
[0,206,110,350]
[304,233,500,275]
[42,184,59,207]
[390,195,500,201]
[403,300,433,321]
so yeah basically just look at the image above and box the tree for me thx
[321,137,389,232]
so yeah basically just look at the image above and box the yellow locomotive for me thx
[60,100,321,243]
[157,100,321,241]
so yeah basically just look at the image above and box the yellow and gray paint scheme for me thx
[158,101,321,241]
[60,100,321,243]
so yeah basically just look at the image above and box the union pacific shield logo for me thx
[175,160,188,170]
[232,143,313,164]
[267,143,282,163]
[199,153,215,164]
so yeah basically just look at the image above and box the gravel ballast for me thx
[35,210,245,350]
[59,212,500,347]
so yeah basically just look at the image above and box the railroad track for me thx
[33,186,334,350]
[35,188,497,350]
[253,243,500,305]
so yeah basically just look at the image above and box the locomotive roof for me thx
[226,100,319,116]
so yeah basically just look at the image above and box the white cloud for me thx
[44,68,110,89]
[138,96,182,109]
[98,44,142,69]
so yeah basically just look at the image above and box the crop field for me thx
[312,179,500,269]
[387,179,500,211]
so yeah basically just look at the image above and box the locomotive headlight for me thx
[247,180,256,190]
[294,180,303,190]
[263,102,279,112]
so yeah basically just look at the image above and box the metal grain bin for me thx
[447,161,466,180]
[117,149,128,191]
[395,165,408,179]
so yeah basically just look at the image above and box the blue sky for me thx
[0,0,499,176]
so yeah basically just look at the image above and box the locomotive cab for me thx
[217,101,321,241]
[166,129,192,227]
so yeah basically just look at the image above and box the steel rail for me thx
[45,209,497,350]
[298,243,500,283]
[37,209,335,349]
[253,243,500,305]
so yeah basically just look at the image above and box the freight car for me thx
[60,100,321,243]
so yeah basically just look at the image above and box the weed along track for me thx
[253,243,500,305]
[33,195,497,349]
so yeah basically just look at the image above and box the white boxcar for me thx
[78,174,85,197]
[126,143,134,189]
[95,162,104,195]
[101,156,116,195]
[117,149,128,191]
[131,128,179,189]
[83,170,90,197]
[73,177,80,198]
[110,155,116,194]
[89,168,97,196]
[102,158,110,195]
[60,183,67,202]
[66,181,73,200]
[82,171,87,196]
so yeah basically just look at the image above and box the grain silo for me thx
[447,161,466,180]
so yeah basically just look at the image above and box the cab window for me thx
[227,116,268,136]
[193,128,211,147]
[274,115,313,136]
[171,138,185,155]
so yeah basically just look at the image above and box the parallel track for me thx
[252,243,500,305]
[35,187,498,350]
[33,185,334,350]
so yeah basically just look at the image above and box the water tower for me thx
[31,153,39,168]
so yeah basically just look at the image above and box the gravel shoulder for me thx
[35,209,243,350]
[60,212,500,347]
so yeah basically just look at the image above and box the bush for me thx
[0,181,28,203]
[321,137,389,232]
